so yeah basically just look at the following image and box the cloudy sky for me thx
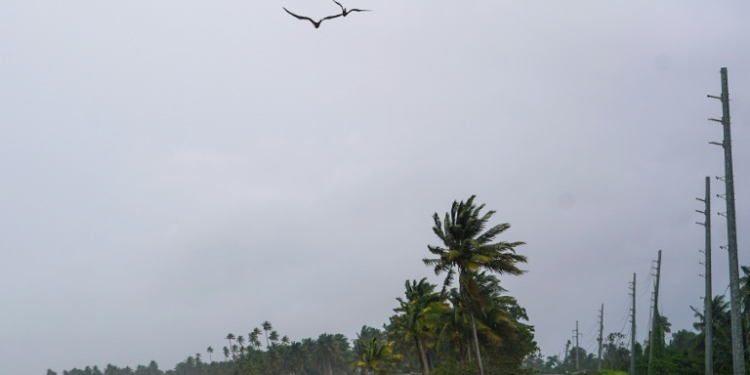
[2,1,750,374]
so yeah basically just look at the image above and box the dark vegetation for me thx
[49,196,535,375]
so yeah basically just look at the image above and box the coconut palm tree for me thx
[461,273,518,352]
[316,333,349,375]
[436,288,472,361]
[237,335,246,356]
[250,328,263,351]
[355,337,403,375]
[693,295,733,374]
[423,195,526,375]
[391,278,447,375]
[206,346,213,362]
[270,330,280,345]
[301,337,317,374]
[262,321,273,348]
[226,333,236,356]
[355,326,384,358]
[433,273,518,363]
[740,266,750,318]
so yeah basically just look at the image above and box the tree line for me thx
[48,196,535,375]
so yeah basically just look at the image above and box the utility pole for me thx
[573,322,581,370]
[598,304,604,371]
[648,250,662,375]
[630,273,636,375]
[697,176,713,375]
[708,67,744,375]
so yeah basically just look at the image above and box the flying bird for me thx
[332,0,370,16]
[283,7,342,28]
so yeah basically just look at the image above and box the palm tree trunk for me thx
[415,337,425,374]
[470,312,485,375]
[416,337,430,375]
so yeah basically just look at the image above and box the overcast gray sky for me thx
[2,1,750,374]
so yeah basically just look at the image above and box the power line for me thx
[617,298,632,335]
[585,319,598,339]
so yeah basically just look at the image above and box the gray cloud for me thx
[1,1,750,374]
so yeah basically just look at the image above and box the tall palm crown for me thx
[423,195,526,291]
[270,330,280,344]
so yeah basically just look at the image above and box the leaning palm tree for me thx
[236,335,246,357]
[250,328,263,351]
[226,333,235,350]
[262,321,273,348]
[423,195,527,375]
[463,272,518,348]
[392,278,447,375]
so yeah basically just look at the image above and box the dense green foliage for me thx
[50,196,534,375]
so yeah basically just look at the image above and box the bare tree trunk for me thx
[470,312,485,375]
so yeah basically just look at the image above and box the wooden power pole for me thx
[575,321,580,370]
[697,176,713,375]
[648,250,662,375]
[709,67,744,375]
[630,273,636,375]
[598,304,604,371]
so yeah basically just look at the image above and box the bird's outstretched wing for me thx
[283,7,314,23]
[331,0,345,12]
